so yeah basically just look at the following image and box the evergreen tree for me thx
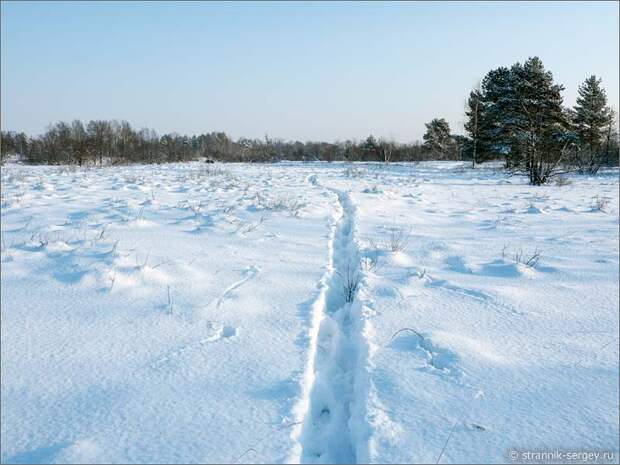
[478,66,517,165]
[464,88,485,166]
[509,57,569,184]
[423,118,455,159]
[602,109,620,166]
[472,58,567,182]
[468,57,570,182]
[362,135,379,161]
[573,75,613,173]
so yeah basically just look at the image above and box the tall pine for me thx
[573,75,613,173]
[509,57,568,184]
[476,66,517,165]
[464,86,499,166]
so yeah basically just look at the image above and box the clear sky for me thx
[1,1,618,142]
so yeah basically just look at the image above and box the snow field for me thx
[1,161,618,464]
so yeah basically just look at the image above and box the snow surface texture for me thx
[1,161,618,464]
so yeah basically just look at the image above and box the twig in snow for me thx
[513,247,541,268]
[109,269,117,291]
[110,239,119,255]
[340,265,360,303]
[592,195,609,212]
[136,248,152,268]
[242,214,267,234]
[151,257,179,269]
[388,327,425,344]
[232,448,258,464]
[230,421,302,464]
[385,226,412,253]
[166,285,173,315]
[436,390,484,464]
[360,255,381,272]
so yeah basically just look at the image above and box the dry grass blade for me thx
[389,327,425,344]
[340,265,360,303]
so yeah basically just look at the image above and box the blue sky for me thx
[1,1,618,142]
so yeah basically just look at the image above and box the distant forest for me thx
[1,57,618,185]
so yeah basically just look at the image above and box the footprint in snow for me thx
[389,330,463,382]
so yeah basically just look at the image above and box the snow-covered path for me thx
[1,161,618,464]
[291,186,369,464]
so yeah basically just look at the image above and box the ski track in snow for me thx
[289,180,371,464]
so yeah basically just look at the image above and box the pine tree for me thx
[479,66,517,165]
[464,88,484,167]
[468,57,570,183]
[362,135,379,161]
[423,118,454,159]
[509,57,568,184]
[602,109,620,166]
[573,75,613,173]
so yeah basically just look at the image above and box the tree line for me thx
[0,121,435,165]
[1,56,618,184]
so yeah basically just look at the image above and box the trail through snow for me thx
[291,183,371,464]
